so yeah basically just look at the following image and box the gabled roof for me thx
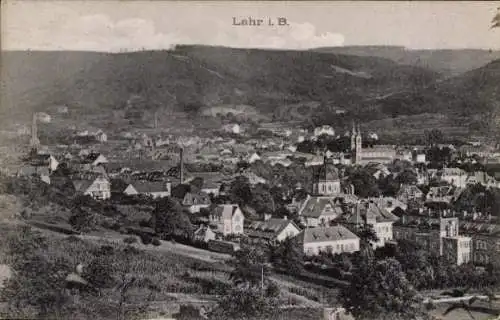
[131,181,168,193]
[183,191,211,206]
[72,180,95,193]
[298,226,359,243]
[212,204,241,220]
[82,152,106,164]
[18,165,50,177]
[246,219,300,240]
[343,201,399,224]
[300,196,344,218]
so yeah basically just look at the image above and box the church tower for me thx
[350,122,357,151]
[312,156,341,195]
[350,122,362,164]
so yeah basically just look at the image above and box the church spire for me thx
[351,121,356,135]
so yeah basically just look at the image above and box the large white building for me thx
[296,225,360,256]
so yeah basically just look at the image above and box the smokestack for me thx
[31,112,40,150]
[179,147,184,184]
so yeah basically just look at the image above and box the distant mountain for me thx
[312,46,500,76]
[374,59,500,134]
[1,45,440,125]
[2,46,499,137]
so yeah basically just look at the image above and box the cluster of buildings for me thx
[13,113,500,269]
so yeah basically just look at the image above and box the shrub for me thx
[139,219,151,228]
[123,236,138,244]
[141,234,152,245]
[65,235,81,242]
[151,237,161,246]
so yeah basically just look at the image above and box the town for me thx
[1,106,500,320]
[2,3,500,320]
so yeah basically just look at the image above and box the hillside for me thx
[1,45,440,124]
[373,59,500,135]
[2,46,499,137]
[312,46,500,76]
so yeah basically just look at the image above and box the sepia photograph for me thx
[1,1,500,319]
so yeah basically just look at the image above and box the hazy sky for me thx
[2,1,500,51]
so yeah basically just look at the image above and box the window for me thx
[234,215,241,222]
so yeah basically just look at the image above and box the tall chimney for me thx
[31,112,40,150]
[179,147,184,184]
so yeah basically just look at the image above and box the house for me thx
[465,171,497,187]
[460,222,500,267]
[193,225,216,243]
[314,125,335,137]
[223,124,241,135]
[237,171,267,186]
[30,153,59,172]
[298,196,345,227]
[17,166,51,184]
[72,175,111,200]
[426,186,463,204]
[124,181,171,199]
[93,130,107,143]
[367,197,408,213]
[413,151,426,164]
[81,153,108,169]
[245,218,301,243]
[396,185,424,204]
[439,167,467,188]
[184,172,229,197]
[183,191,212,213]
[248,152,261,164]
[341,201,399,248]
[209,204,245,236]
[296,225,360,256]
[364,163,390,180]
[394,214,472,265]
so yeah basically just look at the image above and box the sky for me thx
[2,1,500,52]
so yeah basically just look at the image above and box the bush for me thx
[139,219,151,228]
[141,234,153,245]
[123,236,138,244]
[151,237,161,246]
[65,235,81,242]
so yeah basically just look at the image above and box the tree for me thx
[189,177,204,191]
[349,169,381,198]
[210,246,280,320]
[230,176,252,205]
[208,283,280,320]
[492,7,500,28]
[340,258,423,320]
[152,197,193,240]
[1,226,72,318]
[424,129,444,146]
[396,169,418,186]
[229,246,271,288]
[69,207,97,233]
[251,184,275,217]
[273,237,304,275]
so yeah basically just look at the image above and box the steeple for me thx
[351,121,357,135]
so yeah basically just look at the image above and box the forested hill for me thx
[1,46,499,135]
[1,45,439,121]
[312,46,500,77]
